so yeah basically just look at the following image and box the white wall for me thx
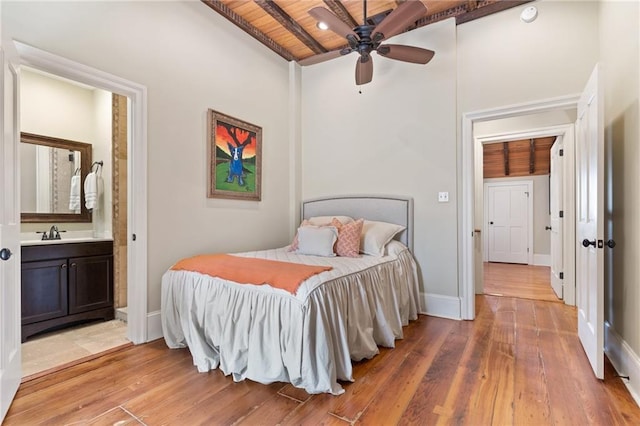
[599,0,640,396]
[301,19,458,304]
[457,0,599,113]
[3,1,291,312]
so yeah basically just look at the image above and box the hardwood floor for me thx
[5,295,639,425]
[484,262,561,302]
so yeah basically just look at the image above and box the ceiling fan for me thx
[299,0,435,85]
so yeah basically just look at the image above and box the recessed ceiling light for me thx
[317,21,329,30]
[520,6,538,23]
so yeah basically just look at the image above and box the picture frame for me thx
[207,109,262,201]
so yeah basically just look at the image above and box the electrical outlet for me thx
[438,192,449,203]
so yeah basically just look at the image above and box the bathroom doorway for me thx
[19,68,130,379]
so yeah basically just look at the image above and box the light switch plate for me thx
[438,192,449,203]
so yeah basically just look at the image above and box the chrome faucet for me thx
[48,225,60,240]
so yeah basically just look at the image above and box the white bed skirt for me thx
[161,248,420,395]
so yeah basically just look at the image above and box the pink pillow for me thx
[331,218,364,257]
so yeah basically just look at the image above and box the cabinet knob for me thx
[71,262,77,268]
[61,264,67,269]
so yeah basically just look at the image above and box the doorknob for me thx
[545,226,552,231]
[606,239,616,248]
[582,239,596,248]
[0,248,12,261]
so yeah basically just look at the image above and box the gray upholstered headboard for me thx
[301,195,414,252]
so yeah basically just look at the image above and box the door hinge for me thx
[527,247,530,253]
[559,210,564,218]
[559,272,564,279]
[559,149,564,157]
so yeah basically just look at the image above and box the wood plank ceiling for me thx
[202,0,532,64]
[483,137,556,178]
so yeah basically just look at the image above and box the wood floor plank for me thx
[395,332,469,424]
[356,319,456,424]
[512,325,551,424]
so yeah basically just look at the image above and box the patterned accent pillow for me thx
[331,217,364,257]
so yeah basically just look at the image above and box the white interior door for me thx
[486,182,531,264]
[0,47,22,422]
[550,138,564,299]
[576,64,604,379]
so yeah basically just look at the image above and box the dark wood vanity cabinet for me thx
[21,241,114,342]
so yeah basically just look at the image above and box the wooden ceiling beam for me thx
[529,138,535,174]
[504,142,510,176]
[255,0,327,55]
[323,0,358,29]
[467,1,479,12]
[201,0,295,61]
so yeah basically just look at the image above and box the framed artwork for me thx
[207,109,262,201]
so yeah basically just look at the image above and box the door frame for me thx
[13,42,149,344]
[460,95,579,319]
[483,179,534,265]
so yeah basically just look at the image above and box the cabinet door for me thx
[68,255,113,315]
[21,259,68,324]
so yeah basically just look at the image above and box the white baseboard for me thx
[605,321,640,407]
[533,254,551,266]
[421,293,461,320]
[146,310,163,342]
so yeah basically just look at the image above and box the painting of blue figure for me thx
[208,110,262,200]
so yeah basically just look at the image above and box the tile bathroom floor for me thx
[21,319,130,379]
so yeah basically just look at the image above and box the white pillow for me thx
[385,240,409,257]
[307,215,354,226]
[296,226,338,257]
[360,220,406,257]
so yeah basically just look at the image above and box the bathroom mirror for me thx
[20,132,92,223]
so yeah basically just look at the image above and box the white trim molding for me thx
[421,293,461,320]
[605,321,640,407]
[147,310,164,342]
[14,41,150,344]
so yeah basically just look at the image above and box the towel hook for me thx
[90,161,104,173]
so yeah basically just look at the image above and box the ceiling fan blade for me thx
[377,44,435,64]
[309,7,358,40]
[371,1,427,42]
[355,55,373,86]
[298,49,349,66]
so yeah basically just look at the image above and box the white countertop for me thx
[20,230,113,246]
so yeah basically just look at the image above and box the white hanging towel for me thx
[84,171,101,211]
[69,175,81,212]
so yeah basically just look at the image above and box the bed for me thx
[161,195,420,395]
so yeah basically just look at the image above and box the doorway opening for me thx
[460,95,580,319]
[13,42,149,380]
[19,68,130,379]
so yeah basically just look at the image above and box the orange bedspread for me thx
[170,254,332,295]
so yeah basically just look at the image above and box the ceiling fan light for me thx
[317,21,329,30]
